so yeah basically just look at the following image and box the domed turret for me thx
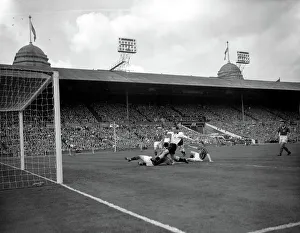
[217,62,243,79]
[13,43,51,69]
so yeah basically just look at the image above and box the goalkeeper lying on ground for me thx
[187,141,213,162]
[125,154,174,166]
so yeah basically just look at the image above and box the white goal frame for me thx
[0,67,63,186]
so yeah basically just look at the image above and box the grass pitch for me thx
[1,144,300,233]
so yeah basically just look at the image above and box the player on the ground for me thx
[277,120,291,156]
[125,155,173,166]
[187,141,213,162]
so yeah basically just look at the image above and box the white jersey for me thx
[191,152,201,160]
[164,137,170,143]
[163,131,172,143]
[139,155,154,166]
[169,131,186,145]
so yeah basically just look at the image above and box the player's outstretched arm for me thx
[125,156,140,162]
[187,145,198,149]
[182,134,196,142]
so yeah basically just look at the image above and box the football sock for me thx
[283,146,290,153]
[178,157,188,163]
[130,156,140,161]
[279,147,283,155]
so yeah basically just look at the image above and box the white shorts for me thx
[139,155,154,166]
[189,151,201,161]
[154,141,162,150]
[164,138,170,143]
[279,135,288,144]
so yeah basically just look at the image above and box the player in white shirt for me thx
[177,131,186,157]
[187,141,213,162]
[125,154,173,166]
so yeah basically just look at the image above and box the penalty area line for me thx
[248,221,300,233]
[61,184,186,233]
[217,163,300,170]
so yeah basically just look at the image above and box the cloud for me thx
[70,13,114,52]
[0,0,299,82]
[0,0,13,24]
[69,0,204,53]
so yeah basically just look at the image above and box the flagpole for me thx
[29,15,32,43]
[227,41,230,63]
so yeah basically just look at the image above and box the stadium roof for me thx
[54,67,300,91]
[1,64,300,92]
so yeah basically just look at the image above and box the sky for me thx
[0,0,299,82]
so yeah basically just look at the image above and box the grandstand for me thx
[54,63,300,146]
[1,43,300,157]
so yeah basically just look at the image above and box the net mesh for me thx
[0,67,57,190]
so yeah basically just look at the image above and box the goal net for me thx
[0,66,62,190]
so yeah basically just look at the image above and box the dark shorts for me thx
[178,139,183,146]
[168,143,177,154]
[152,156,168,166]
[163,142,169,148]
[200,152,207,160]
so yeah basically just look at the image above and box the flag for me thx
[30,19,36,41]
[224,47,228,60]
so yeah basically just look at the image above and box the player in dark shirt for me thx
[277,120,291,156]
[125,154,173,166]
[153,129,164,156]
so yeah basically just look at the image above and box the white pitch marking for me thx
[61,184,186,233]
[217,163,300,170]
[248,221,300,233]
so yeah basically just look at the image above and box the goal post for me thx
[53,71,63,184]
[0,66,63,189]
[19,111,25,170]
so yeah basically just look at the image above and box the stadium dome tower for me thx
[217,62,243,79]
[12,42,51,69]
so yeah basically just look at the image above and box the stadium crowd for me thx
[1,102,299,156]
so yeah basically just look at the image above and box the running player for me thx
[187,141,213,162]
[177,131,186,157]
[125,155,173,166]
[277,120,291,156]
